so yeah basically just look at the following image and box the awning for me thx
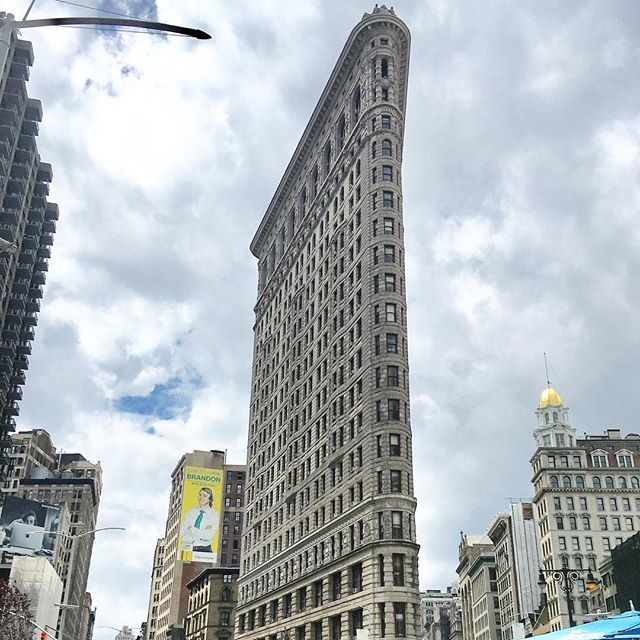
[536,612,640,640]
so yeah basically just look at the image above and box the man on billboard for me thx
[178,467,222,563]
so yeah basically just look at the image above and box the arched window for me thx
[382,139,392,157]
[618,477,627,489]
[550,475,559,488]
[576,476,585,489]
[605,476,614,489]
[221,587,231,602]
[562,476,572,488]
[553,411,558,422]
[381,57,389,78]
[593,477,602,489]
[632,477,640,489]
[545,413,550,424]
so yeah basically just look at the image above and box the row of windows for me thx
[552,495,640,512]
[554,514,638,532]
[547,453,635,468]
[548,475,640,489]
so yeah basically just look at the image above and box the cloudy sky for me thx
[7,0,640,634]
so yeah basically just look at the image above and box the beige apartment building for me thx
[531,386,640,631]
[237,6,420,640]
[149,450,245,640]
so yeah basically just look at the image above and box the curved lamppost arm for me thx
[8,610,59,639]
[15,16,211,39]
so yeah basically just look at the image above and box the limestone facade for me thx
[238,6,420,640]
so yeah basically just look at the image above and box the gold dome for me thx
[539,386,563,409]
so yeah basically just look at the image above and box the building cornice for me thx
[250,10,410,259]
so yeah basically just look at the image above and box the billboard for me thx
[178,466,222,563]
[0,496,61,558]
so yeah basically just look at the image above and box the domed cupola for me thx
[533,385,576,448]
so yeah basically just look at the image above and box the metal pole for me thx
[14,16,210,39]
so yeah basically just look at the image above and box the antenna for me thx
[544,353,550,386]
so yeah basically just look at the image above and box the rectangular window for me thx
[390,470,402,492]
[383,245,395,262]
[351,562,363,592]
[384,273,396,292]
[382,165,393,181]
[313,580,323,607]
[559,536,566,550]
[389,434,400,455]
[388,399,400,420]
[393,602,406,637]
[382,114,392,129]
[387,365,399,386]
[386,333,398,353]
[392,553,405,586]
[377,470,383,493]
[586,537,594,551]
[385,303,397,322]
[383,191,394,208]
[391,511,403,539]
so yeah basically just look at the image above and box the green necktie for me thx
[194,510,204,529]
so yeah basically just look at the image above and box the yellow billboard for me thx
[178,466,223,563]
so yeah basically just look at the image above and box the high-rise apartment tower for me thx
[0,15,58,481]
[238,7,420,640]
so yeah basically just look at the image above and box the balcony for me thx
[28,208,44,226]
[31,271,46,286]
[0,342,15,357]
[0,206,19,224]
[7,296,25,311]
[28,286,42,299]
[40,233,54,246]
[42,220,56,233]
[10,163,29,180]
[2,192,22,211]
[22,313,37,327]
[36,247,50,259]
[15,341,31,356]
[34,182,49,197]
[34,259,48,272]
[14,355,29,370]
[0,358,12,374]
[10,371,25,386]
[12,279,29,295]
[21,120,38,137]
[21,235,37,249]
[2,326,19,341]
[6,387,22,402]
[45,203,59,220]
[5,309,23,326]
[25,300,39,313]
[16,134,36,152]
[24,99,41,122]
[18,250,35,265]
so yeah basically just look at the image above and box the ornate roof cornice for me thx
[250,9,410,258]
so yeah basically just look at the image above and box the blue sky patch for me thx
[115,375,194,420]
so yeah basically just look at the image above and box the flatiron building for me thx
[238,7,420,640]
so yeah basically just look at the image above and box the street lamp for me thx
[8,609,58,639]
[538,567,599,628]
[35,527,126,636]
